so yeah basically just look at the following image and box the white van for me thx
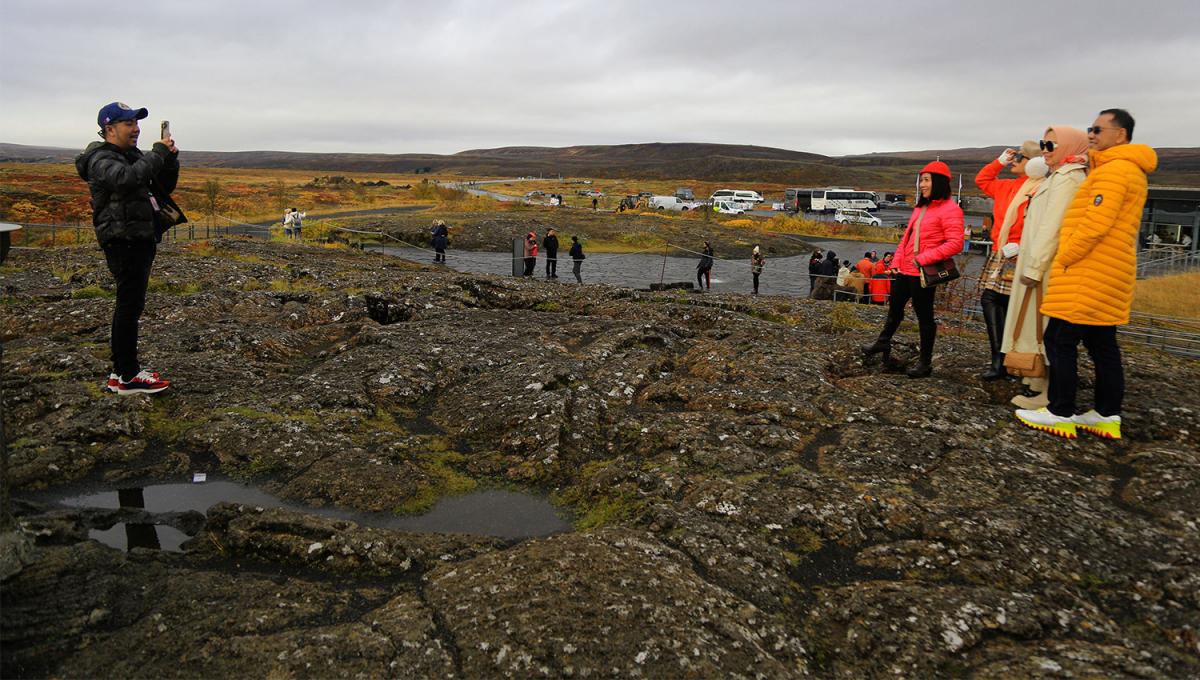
[712,200,746,215]
[650,196,685,211]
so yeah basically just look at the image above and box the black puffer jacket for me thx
[75,141,181,245]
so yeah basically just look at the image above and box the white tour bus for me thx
[809,188,878,213]
[710,189,764,205]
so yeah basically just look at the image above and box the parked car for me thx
[833,209,882,226]
[674,187,695,200]
[712,200,747,215]
[584,189,604,198]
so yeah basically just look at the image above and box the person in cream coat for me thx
[1001,126,1090,409]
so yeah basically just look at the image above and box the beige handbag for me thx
[1004,285,1046,377]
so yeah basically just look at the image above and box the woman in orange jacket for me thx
[974,140,1042,380]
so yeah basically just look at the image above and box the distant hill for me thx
[4,141,1198,189]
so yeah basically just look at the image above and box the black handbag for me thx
[912,207,960,288]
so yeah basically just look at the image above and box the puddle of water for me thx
[89,524,191,553]
[50,479,572,551]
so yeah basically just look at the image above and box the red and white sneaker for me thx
[107,371,160,393]
[116,370,170,395]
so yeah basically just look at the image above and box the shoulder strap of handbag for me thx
[1009,284,1045,345]
[911,207,927,253]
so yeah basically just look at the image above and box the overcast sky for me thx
[2,0,1197,156]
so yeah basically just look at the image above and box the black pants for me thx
[697,269,710,289]
[546,255,557,277]
[434,247,446,263]
[878,274,937,363]
[1044,318,1124,417]
[572,260,582,283]
[752,272,760,294]
[103,240,157,381]
[523,257,535,276]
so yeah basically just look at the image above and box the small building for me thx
[1141,186,1199,254]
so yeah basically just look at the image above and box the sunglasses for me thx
[1087,126,1118,135]
[1038,140,1056,152]
[1013,154,1028,162]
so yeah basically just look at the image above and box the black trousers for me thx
[1044,317,1124,417]
[545,255,557,277]
[572,260,582,283]
[103,240,157,380]
[697,269,710,289]
[752,272,761,294]
[878,274,937,363]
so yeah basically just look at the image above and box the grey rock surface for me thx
[2,238,1197,678]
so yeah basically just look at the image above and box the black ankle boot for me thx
[861,339,891,356]
[906,362,933,379]
[980,352,1007,380]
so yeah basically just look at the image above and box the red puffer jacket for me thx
[894,199,964,277]
[975,159,1028,249]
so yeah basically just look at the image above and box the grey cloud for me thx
[1,0,1196,155]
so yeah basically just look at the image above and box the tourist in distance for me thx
[569,235,585,283]
[844,267,868,302]
[290,207,304,240]
[751,245,766,295]
[431,219,449,263]
[1002,126,1090,410]
[522,232,537,277]
[861,161,964,378]
[837,259,851,286]
[75,101,180,395]
[282,208,293,238]
[872,251,894,278]
[696,241,714,291]
[808,249,823,293]
[807,250,839,300]
[543,228,559,279]
[974,140,1044,380]
[1016,109,1157,440]
[856,252,874,278]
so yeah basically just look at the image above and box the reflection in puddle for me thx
[54,479,572,551]
[90,524,190,553]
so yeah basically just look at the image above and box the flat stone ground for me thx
[2,238,1197,678]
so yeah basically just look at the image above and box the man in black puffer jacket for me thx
[75,101,183,395]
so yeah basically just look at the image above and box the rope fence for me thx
[5,219,1196,357]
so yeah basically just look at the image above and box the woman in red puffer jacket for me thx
[861,161,964,378]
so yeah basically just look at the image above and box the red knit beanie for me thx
[920,160,952,178]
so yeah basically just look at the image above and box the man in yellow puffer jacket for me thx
[1016,109,1157,440]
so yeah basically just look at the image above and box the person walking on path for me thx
[290,207,304,240]
[1016,109,1157,440]
[569,236,585,283]
[974,140,1044,380]
[431,219,449,263]
[807,249,823,293]
[543,228,559,278]
[1002,126,1089,410]
[76,101,180,395]
[282,208,294,239]
[751,246,766,294]
[696,241,714,291]
[522,232,538,277]
[592,197,598,211]
[861,161,964,378]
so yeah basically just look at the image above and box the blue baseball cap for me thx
[97,101,148,128]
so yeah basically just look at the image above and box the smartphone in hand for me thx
[160,120,171,141]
